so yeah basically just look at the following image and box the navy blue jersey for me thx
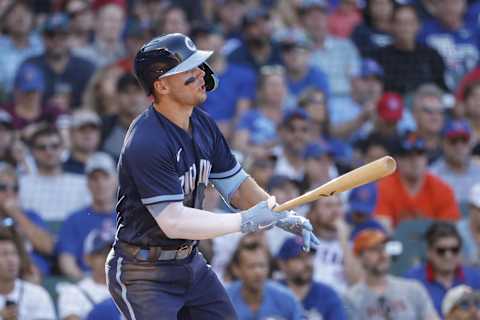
[116,105,240,247]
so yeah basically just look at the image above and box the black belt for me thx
[116,241,194,261]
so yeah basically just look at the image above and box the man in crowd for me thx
[457,183,480,265]
[226,240,303,319]
[57,229,113,320]
[0,229,55,319]
[344,228,439,319]
[406,222,480,316]
[19,125,90,222]
[375,132,460,229]
[63,109,101,174]
[277,236,347,319]
[58,152,116,280]
[431,119,480,205]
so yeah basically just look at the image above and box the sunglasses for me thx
[446,136,469,145]
[435,246,460,256]
[421,106,443,115]
[0,183,19,193]
[34,143,61,151]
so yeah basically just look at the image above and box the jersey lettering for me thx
[179,159,212,194]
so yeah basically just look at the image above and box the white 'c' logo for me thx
[185,37,196,51]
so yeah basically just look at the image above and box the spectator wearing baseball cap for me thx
[58,152,117,280]
[63,110,102,174]
[302,142,338,192]
[375,132,460,228]
[277,237,347,319]
[327,0,362,39]
[57,228,113,319]
[18,12,96,109]
[346,183,380,234]
[277,29,330,103]
[431,119,480,205]
[372,92,405,139]
[329,58,384,141]
[274,109,312,181]
[442,285,480,320]
[372,5,447,95]
[344,228,440,320]
[457,183,480,266]
[228,7,283,71]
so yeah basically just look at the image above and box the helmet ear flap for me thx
[200,63,218,92]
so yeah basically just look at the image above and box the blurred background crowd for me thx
[1,0,480,319]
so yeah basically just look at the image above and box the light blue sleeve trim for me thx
[209,162,241,179]
[210,168,249,205]
[146,203,170,219]
[141,194,184,205]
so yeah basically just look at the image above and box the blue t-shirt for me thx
[287,67,330,100]
[405,264,480,316]
[418,19,480,90]
[228,40,283,71]
[24,209,52,275]
[226,280,303,320]
[237,109,278,145]
[117,106,239,247]
[201,63,256,121]
[279,280,347,320]
[86,298,121,320]
[56,206,116,271]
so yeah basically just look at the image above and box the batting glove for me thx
[240,197,288,233]
[275,213,320,252]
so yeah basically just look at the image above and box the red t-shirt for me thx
[374,171,461,227]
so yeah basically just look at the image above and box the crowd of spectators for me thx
[1,0,480,319]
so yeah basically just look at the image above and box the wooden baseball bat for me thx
[273,156,397,212]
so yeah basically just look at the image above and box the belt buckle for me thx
[175,244,191,259]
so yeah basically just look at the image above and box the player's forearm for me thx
[230,176,270,210]
[153,202,242,240]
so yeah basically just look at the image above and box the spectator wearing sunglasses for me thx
[431,119,480,205]
[0,162,54,280]
[19,125,90,222]
[406,222,480,317]
[443,285,480,320]
[374,132,460,229]
[344,227,439,320]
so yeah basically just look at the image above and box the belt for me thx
[117,241,194,261]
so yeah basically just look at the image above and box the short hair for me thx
[116,73,141,92]
[425,222,462,248]
[413,83,444,108]
[29,124,62,148]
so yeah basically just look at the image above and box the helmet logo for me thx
[185,37,196,51]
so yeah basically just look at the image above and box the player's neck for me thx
[153,100,193,132]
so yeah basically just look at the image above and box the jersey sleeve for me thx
[125,132,184,205]
[209,119,242,180]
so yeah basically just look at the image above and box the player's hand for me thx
[240,197,288,234]
[275,212,320,252]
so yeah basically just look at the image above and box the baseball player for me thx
[106,33,320,320]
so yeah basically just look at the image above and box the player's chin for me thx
[194,91,207,105]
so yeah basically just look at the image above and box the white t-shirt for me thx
[0,279,55,320]
[57,277,110,319]
[313,238,347,294]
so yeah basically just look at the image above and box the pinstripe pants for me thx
[105,247,237,320]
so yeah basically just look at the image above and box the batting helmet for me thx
[134,33,218,95]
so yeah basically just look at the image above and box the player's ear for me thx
[153,79,169,95]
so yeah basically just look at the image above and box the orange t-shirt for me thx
[374,171,461,227]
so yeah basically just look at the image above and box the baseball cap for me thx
[391,132,426,156]
[304,142,331,160]
[277,30,312,51]
[267,175,298,193]
[469,183,480,208]
[0,111,13,129]
[353,228,388,256]
[43,13,70,34]
[442,119,471,140]
[243,7,270,27]
[277,236,315,260]
[84,229,114,256]
[348,183,378,216]
[299,0,329,12]
[442,285,476,315]
[282,109,310,126]
[85,152,116,176]
[377,92,404,123]
[71,110,101,129]
[14,64,45,93]
[356,59,384,79]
